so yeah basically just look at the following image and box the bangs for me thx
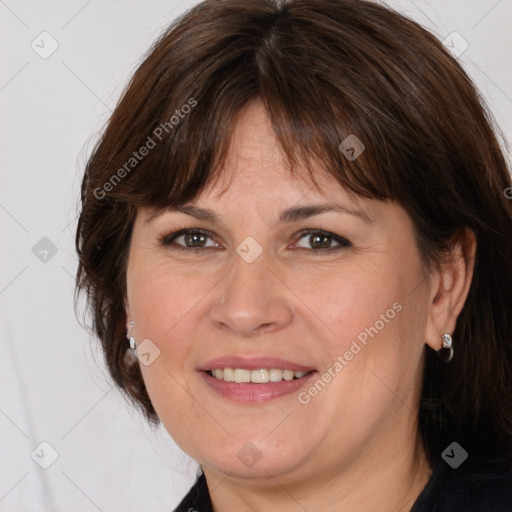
[96,0,439,214]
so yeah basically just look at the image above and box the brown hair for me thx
[75,0,512,465]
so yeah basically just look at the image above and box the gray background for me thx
[1,1,511,511]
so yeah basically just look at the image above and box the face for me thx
[125,101,434,484]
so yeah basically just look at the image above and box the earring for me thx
[437,333,453,362]
[127,321,136,350]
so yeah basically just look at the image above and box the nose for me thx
[209,251,293,337]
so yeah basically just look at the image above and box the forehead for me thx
[202,100,350,205]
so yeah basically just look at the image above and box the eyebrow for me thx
[145,202,373,226]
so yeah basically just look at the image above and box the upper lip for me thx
[198,356,315,372]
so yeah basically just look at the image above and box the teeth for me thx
[208,368,310,383]
[251,369,269,383]
[282,370,294,381]
[234,369,251,383]
[269,368,283,382]
[223,368,234,381]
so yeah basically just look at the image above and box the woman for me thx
[75,0,512,510]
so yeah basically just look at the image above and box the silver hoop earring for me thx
[437,333,453,362]
[127,321,136,350]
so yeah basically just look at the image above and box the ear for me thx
[424,228,476,350]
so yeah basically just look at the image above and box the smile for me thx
[200,368,317,403]
[205,368,311,383]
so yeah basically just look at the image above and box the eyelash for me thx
[158,227,352,254]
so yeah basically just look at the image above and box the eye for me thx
[159,228,220,251]
[293,229,352,252]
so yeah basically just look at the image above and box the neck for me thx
[203,433,432,512]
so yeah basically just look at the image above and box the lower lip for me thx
[199,371,318,403]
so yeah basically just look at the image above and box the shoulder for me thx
[412,453,512,512]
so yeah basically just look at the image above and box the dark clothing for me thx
[411,454,512,511]
[175,455,512,511]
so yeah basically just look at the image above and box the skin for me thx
[125,100,476,511]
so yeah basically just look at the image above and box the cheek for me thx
[127,259,208,345]
[292,259,405,353]
[126,261,219,446]
[296,255,427,415]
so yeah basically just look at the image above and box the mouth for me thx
[198,358,318,403]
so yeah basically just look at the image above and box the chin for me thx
[195,435,310,479]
